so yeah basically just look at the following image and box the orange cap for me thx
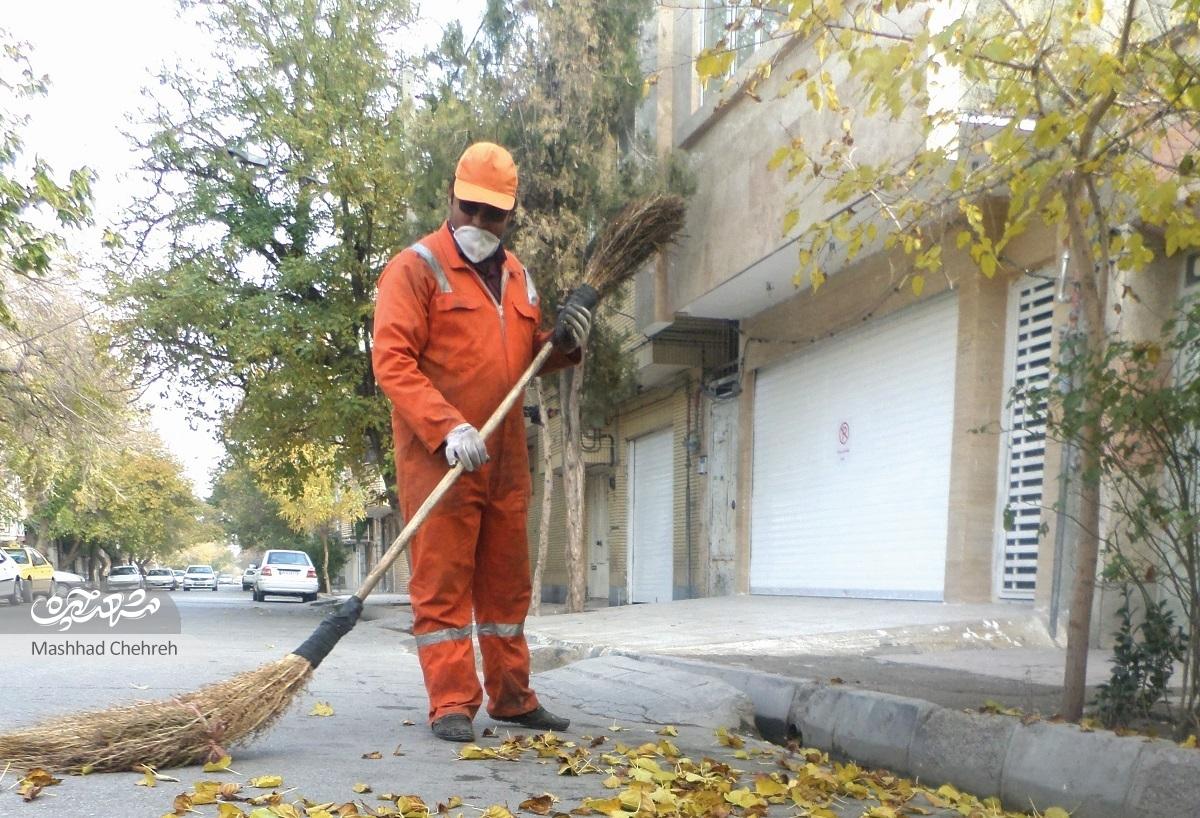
[454,142,518,210]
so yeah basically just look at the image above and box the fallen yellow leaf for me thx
[519,794,555,815]
[310,701,335,717]
[248,775,284,788]
[724,788,766,809]
[203,754,235,772]
[715,727,744,748]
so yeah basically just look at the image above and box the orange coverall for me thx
[372,222,577,723]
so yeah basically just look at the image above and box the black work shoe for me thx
[495,705,570,731]
[431,714,474,742]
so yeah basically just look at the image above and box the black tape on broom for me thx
[292,596,364,668]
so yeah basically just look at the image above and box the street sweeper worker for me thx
[372,141,593,743]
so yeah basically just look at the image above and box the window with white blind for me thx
[996,276,1056,599]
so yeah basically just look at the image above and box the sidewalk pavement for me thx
[341,593,1121,708]
[524,595,1116,711]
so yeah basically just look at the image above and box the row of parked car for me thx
[0,545,88,603]
[107,565,239,592]
[0,547,237,603]
[0,545,322,604]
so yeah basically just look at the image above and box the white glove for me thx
[445,423,488,471]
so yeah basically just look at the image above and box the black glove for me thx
[552,284,599,352]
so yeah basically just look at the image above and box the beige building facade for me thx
[525,3,1199,642]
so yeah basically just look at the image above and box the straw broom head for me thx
[0,653,314,773]
[581,193,686,297]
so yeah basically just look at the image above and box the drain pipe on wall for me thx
[684,376,696,599]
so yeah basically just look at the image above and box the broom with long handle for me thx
[0,193,685,773]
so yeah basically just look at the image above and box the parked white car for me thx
[182,564,218,591]
[0,548,20,605]
[253,549,319,603]
[241,565,258,591]
[145,567,177,591]
[50,570,88,595]
[104,565,144,592]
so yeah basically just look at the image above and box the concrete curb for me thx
[623,655,1200,818]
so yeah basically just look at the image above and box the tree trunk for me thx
[1061,186,1109,722]
[321,530,332,594]
[59,534,83,569]
[530,377,555,616]
[560,361,587,613]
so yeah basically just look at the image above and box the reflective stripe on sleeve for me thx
[410,243,453,293]
[523,266,539,306]
[413,624,474,648]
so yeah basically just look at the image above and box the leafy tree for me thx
[1025,304,1200,733]
[0,31,92,329]
[696,0,1200,720]
[110,0,415,494]
[414,0,665,611]
[0,275,130,501]
[0,35,115,561]
[0,274,152,578]
[74,441,212,569]
[174,541,237,573]
[251,443,367,592]
[208,460,310,565]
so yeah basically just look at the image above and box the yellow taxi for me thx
[2,546,55,602]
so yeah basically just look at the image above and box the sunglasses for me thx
[458,199,512,221]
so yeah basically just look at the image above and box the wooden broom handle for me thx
[355,341,557,600]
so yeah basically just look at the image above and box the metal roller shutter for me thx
[628,428,674,603]
[750,295,959,599]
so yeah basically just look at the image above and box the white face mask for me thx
[453,225,501,263]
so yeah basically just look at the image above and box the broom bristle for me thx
[583,193,686,296]
[0,653,313,773]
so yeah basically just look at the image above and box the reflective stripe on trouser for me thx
[405,474,538,723]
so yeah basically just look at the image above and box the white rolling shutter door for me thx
[750,295,959,599]
[628,428,674,603]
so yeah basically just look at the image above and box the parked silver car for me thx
[253,549,319,602]
[50,570,88,595]
[182,564,218,591]
[145,567,177,591]
[103,565,144,592]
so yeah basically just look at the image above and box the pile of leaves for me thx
[32,725,1080,818]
